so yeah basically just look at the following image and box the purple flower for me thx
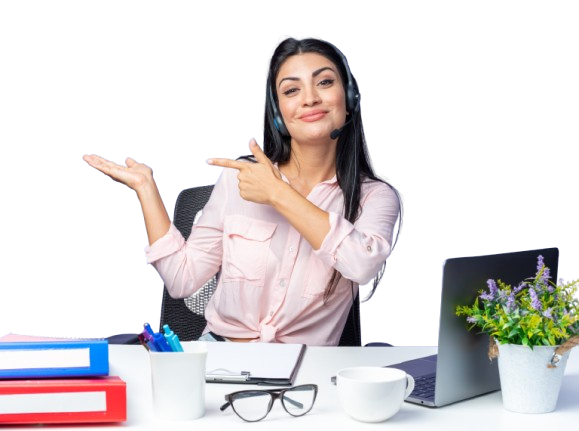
[514,282,526,293]
[480,292,494,302]
[537,255,544,272]
[536,255,552,286]
[467,316,478,324]
[487,279,498,296]
[543,308,553,319]
[529,288,542,311]
[506,292,516,312]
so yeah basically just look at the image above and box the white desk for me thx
[47,344,579,429]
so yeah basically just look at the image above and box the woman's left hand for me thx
[207,139,284,205]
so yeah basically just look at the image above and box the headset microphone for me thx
[330,116,353,140]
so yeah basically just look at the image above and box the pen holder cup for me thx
[149,341,208,421]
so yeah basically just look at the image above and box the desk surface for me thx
[37,344,579,430]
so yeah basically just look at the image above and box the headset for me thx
[269,44,360,138]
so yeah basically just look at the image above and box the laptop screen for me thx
[389,247,559,407]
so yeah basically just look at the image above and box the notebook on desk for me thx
[387,247,559,407]
[204,342,306,385]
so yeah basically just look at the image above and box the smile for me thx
[299,110,328,122]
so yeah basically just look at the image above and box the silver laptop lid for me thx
[433,247,559,406]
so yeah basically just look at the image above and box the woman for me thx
[84,37,402,346]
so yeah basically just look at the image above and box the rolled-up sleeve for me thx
[313,182,400,285]
[144,171,230,299]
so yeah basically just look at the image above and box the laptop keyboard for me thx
[411,374,436,399]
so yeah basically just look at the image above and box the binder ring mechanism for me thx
[206,369,251,382]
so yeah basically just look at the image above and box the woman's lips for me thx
[299,110,328,122]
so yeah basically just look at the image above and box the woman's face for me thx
[275,52,347,143]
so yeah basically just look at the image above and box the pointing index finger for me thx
[207,158,246,170]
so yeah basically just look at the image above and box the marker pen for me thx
[153,332,173,352]
[141,322,162,352]
[163,324,184,352]
[143,323,156,338]
[140,331,159,352]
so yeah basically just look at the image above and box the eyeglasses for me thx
[220,384,318,422]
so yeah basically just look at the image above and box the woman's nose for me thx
[302,86,321,106]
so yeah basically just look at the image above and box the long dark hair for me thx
[263,37,403,301]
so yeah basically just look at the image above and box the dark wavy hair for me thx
[263,37,402,302]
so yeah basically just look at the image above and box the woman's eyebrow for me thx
[278,66,337,89]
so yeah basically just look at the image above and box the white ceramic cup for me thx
[336,366,415,422]
[149,341,208,421]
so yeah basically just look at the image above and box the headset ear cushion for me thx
[346,80,361,114]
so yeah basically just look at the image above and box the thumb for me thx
[125,157,138,167]
[249,139,270,165]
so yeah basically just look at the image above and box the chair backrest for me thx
[159,185,217,341]
[158,185,361,346]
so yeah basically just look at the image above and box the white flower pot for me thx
[497,343,570,413]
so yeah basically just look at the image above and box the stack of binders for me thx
[0,333,127,425]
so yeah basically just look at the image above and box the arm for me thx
[135,179,171,246]
[145,173,227,299]
[261,179,330,251]
[84,154,223,298]
[314,182,400,284]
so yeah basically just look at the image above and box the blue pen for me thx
[143,323,165,351]
[140,331,159,352]
[153,332,173,352]
[163,324,184,352]
[143,323,156,338]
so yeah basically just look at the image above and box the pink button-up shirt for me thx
[146,167,400,345]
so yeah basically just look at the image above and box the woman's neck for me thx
[280,145,336,187]
[279,143,336,197]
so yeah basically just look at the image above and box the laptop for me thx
[387,247,559,407]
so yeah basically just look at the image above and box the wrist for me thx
[269,179,294,209]
[135,176,159,202]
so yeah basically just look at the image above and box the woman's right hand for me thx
[83,154,153,193]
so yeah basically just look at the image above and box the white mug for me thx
[336,366,415,422]
[149,341,208,421]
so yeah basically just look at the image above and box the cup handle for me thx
[404,374,415,399]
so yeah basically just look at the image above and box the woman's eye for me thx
[282,88,299,96]
[318,79,335,87]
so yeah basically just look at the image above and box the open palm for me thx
[83,154,152,192]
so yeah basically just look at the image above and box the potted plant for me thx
[456,255,579,413]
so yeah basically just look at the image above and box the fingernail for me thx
[206,159,213,165]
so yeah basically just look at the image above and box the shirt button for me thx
[289,246,295,253]
[367,245,372,252]
[279,280,286,288]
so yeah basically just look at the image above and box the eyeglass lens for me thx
[228,385,317,422]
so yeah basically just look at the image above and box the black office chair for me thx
[108,184,361,346]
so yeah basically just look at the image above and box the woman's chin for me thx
[292,128,336,144]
